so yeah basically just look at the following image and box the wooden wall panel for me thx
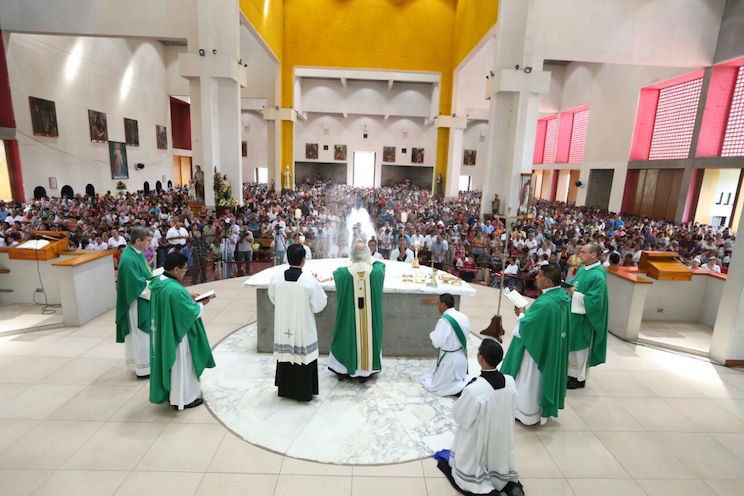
[640,169,658,217]
[567,170,580,204]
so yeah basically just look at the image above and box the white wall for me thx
[462,122,489,190]
[294,113,436,187]
[7,33,174,199]
[242,110,267,182]
[164,45,190,97]
[709,169,740,224]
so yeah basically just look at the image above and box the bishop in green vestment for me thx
[501,265,569,425]
[328,241,385,379]
[115,226,153,377]
[566,243,609,389]
[150,252,215,410]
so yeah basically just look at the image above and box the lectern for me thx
[638,251,692,281]
[8,231,70,261]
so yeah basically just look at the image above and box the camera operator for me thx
[220,220,238,279]
[271,224,287,266]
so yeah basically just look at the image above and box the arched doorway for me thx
[143,181,150,194]
[33,186,47,199]
[60,185,74,198]
[85,184,95,197]
[155,181,162,192]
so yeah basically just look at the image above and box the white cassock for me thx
[568,287,590,381]
[419,308,471,396]
[371,251,384,260]
[154,273,204,411]
[389,248,414,262]
[450,374,520,493]
[125,286,150,377]
[511,314,544,426]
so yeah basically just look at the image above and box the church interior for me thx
[2,0,744,495]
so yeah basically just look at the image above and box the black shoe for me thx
[566,377,585,389]
[176,398,204,410]
[136,374,150,380]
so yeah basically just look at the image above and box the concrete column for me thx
[479,0,549,217]
[181,0,244,207]
[445,127,464,197]
[711,206,744,364]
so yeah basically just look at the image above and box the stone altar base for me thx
[257,289,460,357]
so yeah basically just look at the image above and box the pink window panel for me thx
[568,109,589,163]
[648,77,703,160]
[722,66,744,157]
[543,117,557,164]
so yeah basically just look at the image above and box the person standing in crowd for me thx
[501,265,570,426]
[237,225,254,276]
[149,252,215,410]
[115,226,153,378]
[268,244,327,401]
[272,224,287,266]
[188,224,208,284]
[566,243,609,389]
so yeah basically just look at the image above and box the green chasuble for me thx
[149,276,215,405]
[501,288,570,418]
[568,264,609,367]
[115,245,152,343]
[330,261,385,375]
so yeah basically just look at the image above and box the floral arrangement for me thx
[116,181,127,190]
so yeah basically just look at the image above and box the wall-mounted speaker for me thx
[135,163,145,170]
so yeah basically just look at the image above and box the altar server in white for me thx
[419,293,471,396]
[441,339,521,495]
[269,244,328,401]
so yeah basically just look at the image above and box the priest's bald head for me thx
[350,240,371,264]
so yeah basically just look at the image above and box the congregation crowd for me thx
[0,179,735,287]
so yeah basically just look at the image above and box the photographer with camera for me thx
[236,220,254,276]
[271,224,287,266]
[220,220,238,279]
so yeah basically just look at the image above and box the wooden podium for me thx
[638,251,692,281]
[8,231,70,261]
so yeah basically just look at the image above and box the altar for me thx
[243,259,476,357]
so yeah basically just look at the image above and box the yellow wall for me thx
[453,0,499,68]
[694,169,720,225]
[239,0,284,61]
[241,0,499,187]
[0,141,12,201]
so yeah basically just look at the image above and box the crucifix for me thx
[284,329,293,339]
[480,206,516,341]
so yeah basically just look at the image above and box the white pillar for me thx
[445,126,465,197]
[180,0,244,207]
[479,0,549,217]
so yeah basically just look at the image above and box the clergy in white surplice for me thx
[419,293,471,396]
[268,244,328,401]
[438,338,522,495]
[501,265,570,426]
[328,241,385,380]
[115,226,153,378]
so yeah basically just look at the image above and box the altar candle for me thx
[294,208,302,220]
[401,212,408,223]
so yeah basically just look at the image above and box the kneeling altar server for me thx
[268,243,328,401]
[419,293,471,396]
[150,252,215,410]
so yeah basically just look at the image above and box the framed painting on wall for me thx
[519,173,532,215]
[411,147,424,164]
[156,125,168,150]
[334,144,347,161]
[88,109,108,142]
[382,146,395,163]
[29,97,59,137]
[124,118,139,146]
[109,141,129,179]
[463,149,476,166]
[306,143,319,159]
[242,141,248,157]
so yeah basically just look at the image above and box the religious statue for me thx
[283,166,292,190]
[328,240,385,380]
[435,173,443,198]
[213,167,224,200]
[222,174,232,199]
[187,179,197,201]
[492,194,500,215]
[194,165,205,202]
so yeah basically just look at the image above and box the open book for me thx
[194,290,216,303]
[503,288,529,309]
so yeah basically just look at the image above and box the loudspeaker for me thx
[135,163,145,170]
[575,180,583,188]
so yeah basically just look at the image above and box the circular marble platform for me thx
[201,323,484,465]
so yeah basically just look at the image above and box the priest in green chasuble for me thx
[115,226,153,378]
[328,241,385,380]
[150,252,215,410]
[501,265,570,426]
[565,243,609,389]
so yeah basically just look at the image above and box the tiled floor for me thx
[638,320,713,355]
[1,277,744,495]
[0,303,64,336]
